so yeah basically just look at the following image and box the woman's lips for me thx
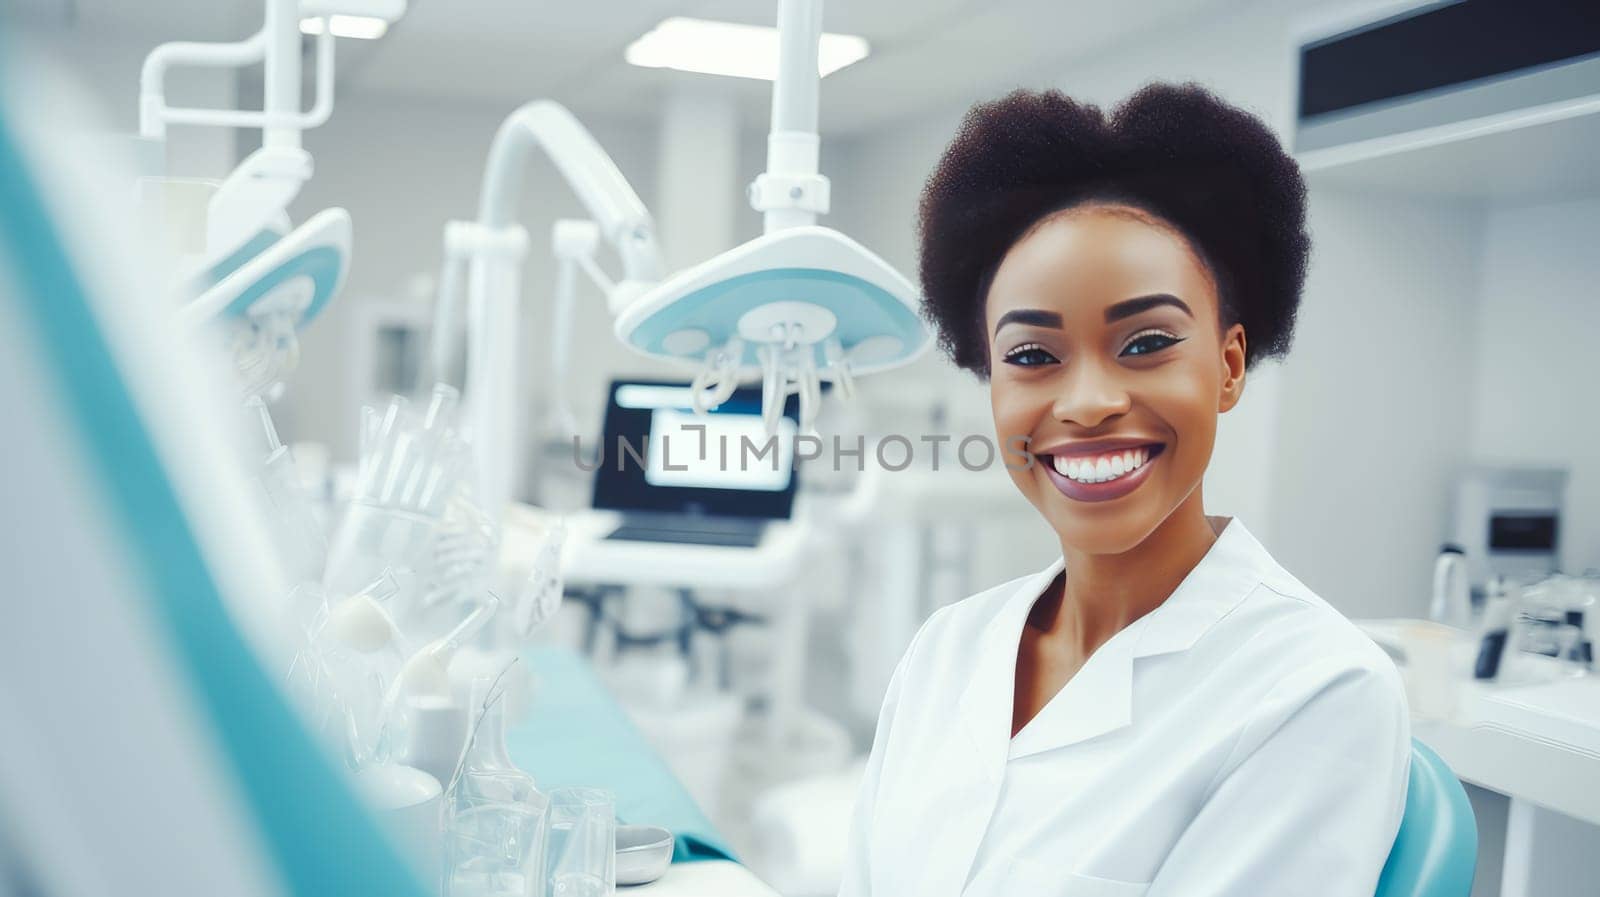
[1039,443,1165,503]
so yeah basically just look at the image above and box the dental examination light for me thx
[141,0,406,393]
[442,0,928,523]
[615,0,930,436]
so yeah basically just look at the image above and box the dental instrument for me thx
[247,394,329,580]
[397,592,502,700]
[325,572,404,655]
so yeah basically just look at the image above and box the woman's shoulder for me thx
[1208,562,1409,723]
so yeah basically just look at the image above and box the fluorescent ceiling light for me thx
[625,17,870,80]
[299,15,389,40]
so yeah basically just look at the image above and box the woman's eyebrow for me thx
[1105,293,1193,323]
[993,308,1063,336]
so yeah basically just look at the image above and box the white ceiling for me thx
[12,0,1243,133]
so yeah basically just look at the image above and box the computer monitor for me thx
[590,379,801,519]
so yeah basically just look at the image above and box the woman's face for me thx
[985,205,1247,556]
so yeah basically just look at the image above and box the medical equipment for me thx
[546,787,618,897]
[248,394,330,580]
[614,0,928,436]
[438,0,929,523]
[430,102,665,522]
[1429,545,1472,630]
[326,386,479,604]
[1451,466,1568,597]
[142,0,405,400]
[591,379,801,548]
[395,593,500,700]
[443,675,550,897]
[324,572,403,654]
[614,826,676,887]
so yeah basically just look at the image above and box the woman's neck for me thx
[1040,491,1221,657]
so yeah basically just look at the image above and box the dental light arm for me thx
[141,0,408,257]
[434,101,665,521]
[474,102,663,307]
[752,0,830,233]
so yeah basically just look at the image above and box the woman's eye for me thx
[1002,344,1058,367]
[1120,331,1183,357]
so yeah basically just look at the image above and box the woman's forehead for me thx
[986,208,1219,320]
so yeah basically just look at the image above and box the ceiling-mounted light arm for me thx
[749,0,831,234]
[452,101,665,521]
[139,0,406,144]
[141,0,326,145]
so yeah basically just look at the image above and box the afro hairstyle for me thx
[916,82,1310,376]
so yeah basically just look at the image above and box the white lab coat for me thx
[839,517,1410,897]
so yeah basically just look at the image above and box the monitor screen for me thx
[590,380,801,519]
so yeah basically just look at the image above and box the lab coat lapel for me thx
[955,560,1064,770]
[1007,518,1269,760]
[1008,629,1136,759]
[942,560,1063,894]
[1131,517,1267,659]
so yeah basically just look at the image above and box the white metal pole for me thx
[763,0,823,233]
[262,0,303,149]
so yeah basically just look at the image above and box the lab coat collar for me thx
[957,517,1271,763]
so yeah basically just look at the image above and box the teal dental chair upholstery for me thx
[1376,739,1477,897]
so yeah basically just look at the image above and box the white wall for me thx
[1269,189,1484,618]
[20,28,238,180]
[1468,196,1600,575]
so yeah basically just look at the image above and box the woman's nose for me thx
[1050,361,1132,429]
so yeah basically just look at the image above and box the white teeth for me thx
[1051,447,1158,484]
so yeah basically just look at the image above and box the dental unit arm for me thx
[430,101,666,523]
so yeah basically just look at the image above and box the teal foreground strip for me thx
[0,118,428,895]
[510,647,736,863]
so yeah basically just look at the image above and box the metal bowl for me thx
[615,824,675,887]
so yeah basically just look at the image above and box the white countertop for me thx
[628,860,780,896]
[1358,618,1600,825]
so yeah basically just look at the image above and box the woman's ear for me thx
[1218,323,1247,413]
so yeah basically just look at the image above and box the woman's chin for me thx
[1040,497,1167,557]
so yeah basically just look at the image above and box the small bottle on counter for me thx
[1474,578,1515,681]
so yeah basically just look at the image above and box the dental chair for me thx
[1375,740,1477,897]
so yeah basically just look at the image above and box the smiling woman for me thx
[838,84,1413,897]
